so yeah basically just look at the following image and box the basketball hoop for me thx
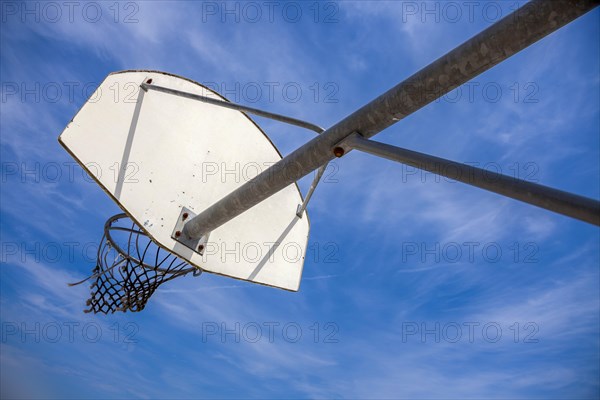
[61,0,599,314]
[69,213,200,313]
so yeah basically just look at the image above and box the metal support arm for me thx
[181,0,598,240]
[342,135,600,226]
[141,82,325,134]
[296,164,327,218]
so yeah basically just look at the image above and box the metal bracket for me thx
[171,207,210,255]
[336,132,361,154]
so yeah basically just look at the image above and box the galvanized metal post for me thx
[182,0,598,240]
[342,135,600,226]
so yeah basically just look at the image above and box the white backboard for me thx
[59,70,310,291]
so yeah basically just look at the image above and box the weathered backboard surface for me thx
[59,70,309,291]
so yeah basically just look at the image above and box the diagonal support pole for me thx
[141,82,325,134]
[341,135,600,226]
[296,164,327,218]
[181,0,599,241]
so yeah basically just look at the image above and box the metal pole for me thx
[141,83,325,134]
[343,135,600,226]
[296,164,327,218]
[182,0,598,240]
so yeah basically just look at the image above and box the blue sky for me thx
[1,1,599,398]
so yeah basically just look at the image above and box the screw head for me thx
[182,212,189,220]
[175,230,181,237]
[146,78,153,84]
[333,147,345,157]
[198,244,204,252]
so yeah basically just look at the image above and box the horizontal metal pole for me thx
[141,82,324,134]
[182,0,598,240]
[344,135,600,226]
